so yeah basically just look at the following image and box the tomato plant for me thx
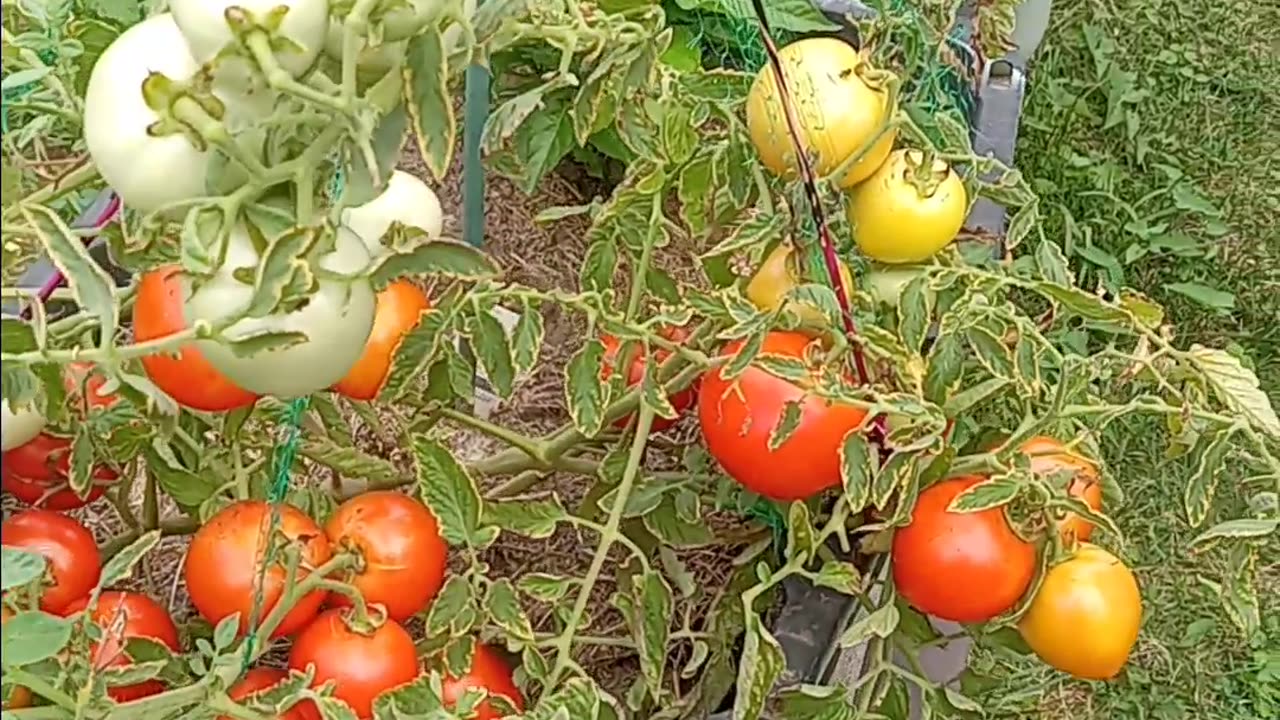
[1,1,1277,719]
[0,510,100,613]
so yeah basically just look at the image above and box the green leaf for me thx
[483,497,567,539]
[369,242,500,284]
[1188,345,1280,438]
[1183,426,1234,527]
[872,453,914,511]
[644,495,715,547]
[767,399,804,451]
[509,93,576,194]
[425,576,476,637]
[640,352,679,420]
[1,611,72,667]
[99,530,161,588]
[924,334,965,404]
[244,226,317,318]
[301,438,405,487]
[581,237,618,293]
[898,276,934,353]
[943,377,1011,416]
[1190,518,1278,548]
[733,614,786,720]
[839,601,900,647]
[20,204,119,348]
[1164,281,1236,311]
[529,677,602,720]
[942,686,983,713]
[485,579,534,642]
[411,435,483,545]
[839,431,874,512]
[517,573,576,602]
[620,569,673,699]
[715,0,838,32]
[1,547,47,592]
[145,441,218,509]
[380,305,451,401]
[785,501,817,561]
[511,302,545,376]
[700,208,786,258]
[948,474,1022,513]
[967,326,1014,378]
[1035,240,1073,286]
[565,339,608,437]
[313,697,361,720]
[470,310,516,398]
[662,102,698,165]
[1032,283,1132,325]
[406,29,455,179]
[812,561,861,595]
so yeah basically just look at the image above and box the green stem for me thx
[341,0,381,103]
[143,469,160,530]
[547,405,656,686]
[439,407,549,462]
[1,325,199,365]
[3,668,77,712]
[101,517,200,559]
[4,162,100,222]
[245,32,349,113]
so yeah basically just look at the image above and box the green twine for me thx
[1,47,60,134]
[240,397,310,670]
[745,499,789,556]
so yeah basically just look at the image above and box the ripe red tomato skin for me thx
[892,475,1036,623]
[324,491,448,622]
[1,509,101,613]
[2,433,119,510]
[61,591,180,702]
[287,609,419,719]
[184,501,332,639]
[601,327,697,432]
[697,331,868,501]
[332,281,430,401]
[222,668,321,720]
[134,266,259,412]
[441,644,524,720]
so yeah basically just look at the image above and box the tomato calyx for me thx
[334,599,389,638]
[852,61,896,94]
[902,149,954,199]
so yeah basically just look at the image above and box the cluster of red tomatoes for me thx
[1,493,521,718]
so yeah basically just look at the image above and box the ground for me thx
[969,0,1279,717]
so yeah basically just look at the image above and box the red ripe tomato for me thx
[2,433,120,510]
[697,331,868,501]
[324,491,447,622]
[1,509,101,613]
[601,326,697,432]
[441,643,524,720]
[222,668,321,720]
[184,501,332,638]
[288,609,419,719]
[134,266,259,412]
[892,475,1037,623]
[332,281,430,401]
[61,591,180,702]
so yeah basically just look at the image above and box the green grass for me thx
[971,0,1280,717]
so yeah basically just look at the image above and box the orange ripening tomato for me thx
[222,668,321,720]
[892,475,1036,623]
[288,610,420,719]
[1,509,101,613]
[1019,544,1142,680]
[441,643,524,720]
[62,591,180,702]
[697,331,867,501]
[1,608,32,709]
[1018,436,1103,542]
[134,267,259,412]
[333,281,430,401]
[184,501,332,638]
[601,326,697,432]
[325,491,448,622]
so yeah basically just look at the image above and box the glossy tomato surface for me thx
[222,668,321,720]
[441,643,524,720]
[62,591,180,702]
[697,331,867,501]
[324,491,447,621]
[1,608,32,708]
[849,149,967,265]
[1,509,101,613]
[1019,436,1103,542]
[135,266,259,412]
[2,433,119,510]
[892,475,1037,623]
[184,501,332,638]
[333,281,430,401]
[288,610,419,719]
[1019,544,1142,680]
[601,326,697,432]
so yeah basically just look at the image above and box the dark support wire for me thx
[459,4,491,384]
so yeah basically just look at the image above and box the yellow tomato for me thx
[745,243,854,328]
[1019,544,1142,681]
[746,37,895,188]
[848,149,967,264]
